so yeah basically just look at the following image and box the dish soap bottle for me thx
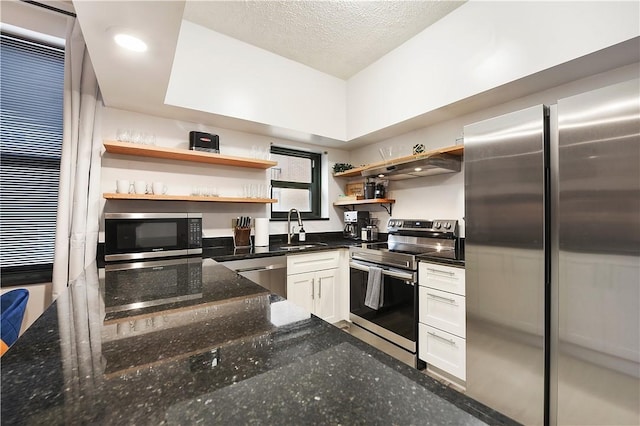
[298,226,306,242]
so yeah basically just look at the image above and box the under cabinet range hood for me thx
[362,153,462,180]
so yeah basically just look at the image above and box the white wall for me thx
[348,63,640,236]
[0,1,68,40]
[346,1,640,140]
[100,107,349,242]
[165,20,347,141]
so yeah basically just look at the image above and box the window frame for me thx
[270,146,322,221]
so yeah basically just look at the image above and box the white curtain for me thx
[53,17,105,420]
[52,17,102,299]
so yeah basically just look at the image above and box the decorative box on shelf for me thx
[337,194,364,202]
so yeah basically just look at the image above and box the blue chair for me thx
[1,289,29,356]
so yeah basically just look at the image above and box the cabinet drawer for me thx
[287,250,340,275]
[419,262,465,296]
[418,323,466,381]
[419,287,466,338]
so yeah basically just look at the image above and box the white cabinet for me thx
[287,271,315,313]
[288,250,340,275]
[419,287,466,338]
[420,263,466,296]
[418,261,466,381]
[287,251,341,324]
[419,324,466,380]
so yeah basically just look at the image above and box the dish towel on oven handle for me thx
[364,266,384,310]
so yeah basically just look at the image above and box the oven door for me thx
[349,259,417,352]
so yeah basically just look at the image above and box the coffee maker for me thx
[343,211,369,240]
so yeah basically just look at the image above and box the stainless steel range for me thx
[349,218,461,367]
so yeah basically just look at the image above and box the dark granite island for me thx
[1,258,515,425]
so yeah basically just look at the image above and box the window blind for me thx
[0,33,64,269]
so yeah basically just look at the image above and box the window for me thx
[270,146,322,220]
[0,32,64,285]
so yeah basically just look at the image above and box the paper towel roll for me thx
[254,218,270,246]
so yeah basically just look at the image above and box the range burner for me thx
[351,218,461,270]
[363,242,456,256]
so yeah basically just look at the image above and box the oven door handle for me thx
[349,261,415,282]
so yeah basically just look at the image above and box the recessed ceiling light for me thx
[114,33,147,52]
[414,167,422,172]
[378,174,385,178]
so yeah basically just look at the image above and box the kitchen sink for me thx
[278,242,329,251]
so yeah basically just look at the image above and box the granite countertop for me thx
[416,253,465,268]
[1,258,504,425]
[202,233,362,262]
[203,233,465,267]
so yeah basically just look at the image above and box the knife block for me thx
[233,227,252,248]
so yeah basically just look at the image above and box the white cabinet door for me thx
[286,268,338,323]
[419,263,465,295]
[418,323,466,380]
[315,269,337,323]
[287,251,340,275]
[419,286,466,338]
[418,260,466,382]
[287,271,314,313]
[287,250,346,324]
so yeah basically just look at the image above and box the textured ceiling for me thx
[183,1,465,80]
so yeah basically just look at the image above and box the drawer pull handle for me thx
[427,293,456,304]
[427,268,455,276]
[428,331,456,345]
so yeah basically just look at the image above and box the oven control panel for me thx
[387,218,458,236]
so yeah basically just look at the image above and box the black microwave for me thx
[105,213,202,262]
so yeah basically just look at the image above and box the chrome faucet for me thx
[287,208,303,244]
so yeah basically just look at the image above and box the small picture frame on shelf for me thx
[346,182,365,197]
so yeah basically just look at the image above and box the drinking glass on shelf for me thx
[116,180,131,194]
[116,128,131,142]
[379,147,394,163]
[129,131,140,144]
[142,132,156,145]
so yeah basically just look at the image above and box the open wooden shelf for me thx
[333,198,396,214]
[103,140,277,169]
[333,145,463,178]
[103,193,277,204]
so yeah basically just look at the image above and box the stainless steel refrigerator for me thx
[464,79,639,426]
